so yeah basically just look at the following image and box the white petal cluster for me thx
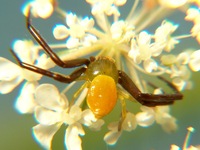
[0,40,51,113]
[154,21,179,52]
[185,7,200,43]
[128,20,180,73]
[110,21,135,41]
[23,0,55,19]
[33,84,104,150]
[86,0,127,16]
[53,13,96,48]
[104,112,137,145]
[136,106,177,133]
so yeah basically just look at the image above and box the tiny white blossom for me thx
[23,0,55,19]
[0,57,23,94]
[136,106,177,132]
[0,40,43,92]
[154,20,179,52]
[53,24,69,40]
[15,82,38,114]
[87,0,122,16]
[136,106,155,127]
[155,106,177,133]
[104,112,137,145]
[189,50,200,71]
[129,31,152,64]
[143,59,158,73]
[185,8,200,21]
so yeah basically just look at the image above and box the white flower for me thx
[136,106,177,133]
[0,40,50,113]
[136,106,155,127]
[87,0,124,16]
[65,123,85,150]
[33,84,104,150]
[189,50,200,71]
[155,106,177,133]
[0,57,23,94]
[154,20,179,52]
[185,7,200,43]
[129,31,152,64]
[0,40,42,93]
[53,24,69,40]
[53,12,95,48]
[104,112,137,145]
[185,8,200,21]
[81,109,104,130]
[110,20,135,41]
[15,82,38,114]
[23,0,55,19]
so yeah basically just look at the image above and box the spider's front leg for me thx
[10,48,87,83]
[118,71,183,107]
[26,7,90,68]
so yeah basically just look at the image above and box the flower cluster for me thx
[0,0,200,149]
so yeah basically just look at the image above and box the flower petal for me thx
[15,82,38,113]
[81,109,104,130]
[13,40,39,63]
[143,59,158,73]
[30,0,54,19]
[104,121,122,145]
[0,77,23,94]
[33,123,62,150]
[53,24,69,40]
[104,129,122,145]
[156,113,177,133]
[65,123,85,150]
[65,105,82,125]
[66,37,79,48]
[35,84,67,111]
[0,57,20,81]
[122,112,137,131]
[189,50,200,71]
[136,106,155,127]
[155,106,177,133]
[35,106,63,125]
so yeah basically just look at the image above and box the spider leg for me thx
[26,7,90,68]
[10,48,86,83]
[118,70,183,107]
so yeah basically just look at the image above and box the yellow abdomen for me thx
[87,75,117,118]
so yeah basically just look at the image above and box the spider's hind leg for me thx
[118,70,183,107]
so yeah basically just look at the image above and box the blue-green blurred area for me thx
[0,0,200,150]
